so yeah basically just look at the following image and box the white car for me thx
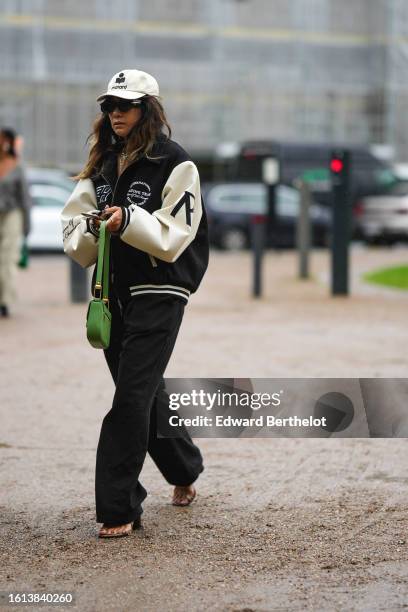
[27,183,74,251]
[26,167,74,193]
[357,181,408,245]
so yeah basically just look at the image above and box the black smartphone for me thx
[81,211,104,219]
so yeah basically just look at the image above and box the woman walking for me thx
[0,128,31,318]
[61,69,209,538]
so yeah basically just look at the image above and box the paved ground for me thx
[0,246,407,611]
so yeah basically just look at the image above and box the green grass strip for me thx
[363,265,408,290]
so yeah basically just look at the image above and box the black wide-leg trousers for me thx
[95,292,204,525]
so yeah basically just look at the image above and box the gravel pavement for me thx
[1,246,407,611]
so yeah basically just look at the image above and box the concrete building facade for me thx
[0,0,407,169]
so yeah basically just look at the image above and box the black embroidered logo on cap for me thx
[115,72,125,84]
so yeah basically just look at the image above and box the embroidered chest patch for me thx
[126,181,151,207]
[96,184,112,205]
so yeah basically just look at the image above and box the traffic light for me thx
[330,158,344,174]
[330,149,351,295]
[330,150,350,185]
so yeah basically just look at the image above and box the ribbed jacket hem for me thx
[128,283,190,303]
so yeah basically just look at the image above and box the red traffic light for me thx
[330,158,344,173]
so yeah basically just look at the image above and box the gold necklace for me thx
[119,150,128,172]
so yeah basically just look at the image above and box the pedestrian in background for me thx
[61,69,209,538]
[0,128,31,318]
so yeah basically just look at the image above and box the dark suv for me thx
[203,182,331,250]
[236,141,397,207]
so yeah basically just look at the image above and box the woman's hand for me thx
[92,206,123,233]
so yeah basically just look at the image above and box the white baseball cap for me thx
[97,69,160,102]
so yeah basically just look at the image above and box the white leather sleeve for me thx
[60,178,99,268]
[120,160,202,263]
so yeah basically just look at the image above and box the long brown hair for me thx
[74,95,172,179]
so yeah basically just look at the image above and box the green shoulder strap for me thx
[93,221,111,303]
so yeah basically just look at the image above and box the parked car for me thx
[24,168,75,251]
[27,184,71,251]
[356,181,408,245]
[203,182,331,250]
[26,167,75,194]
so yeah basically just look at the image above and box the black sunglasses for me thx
[100,98,143,114]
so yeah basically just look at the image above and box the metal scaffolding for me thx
[0,0,406,168]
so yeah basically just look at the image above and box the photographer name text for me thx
[169,415,327,428]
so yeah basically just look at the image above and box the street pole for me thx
[70,260,89,303]
[249,157,279,299]
[330,149,352,296]
[250,214,267,297]
[296,179,311,279]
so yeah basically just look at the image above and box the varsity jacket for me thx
[61,134,209,304]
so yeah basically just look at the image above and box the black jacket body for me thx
[62,133,209,305]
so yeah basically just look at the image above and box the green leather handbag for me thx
[86,221,112,349]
